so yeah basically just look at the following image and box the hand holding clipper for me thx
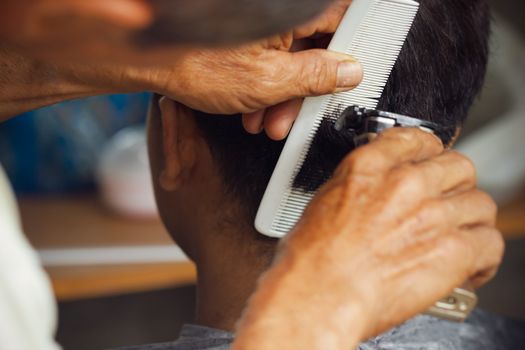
[237,128,503,349]
[335,105,480,322]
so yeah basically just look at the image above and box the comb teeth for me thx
[256,0,420,238]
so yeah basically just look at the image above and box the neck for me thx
[194,226,276,332]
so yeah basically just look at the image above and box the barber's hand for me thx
[0,0,153,60]
[242,0,354,140]
[141,35,361,137]
[234,128,503,350]
[1,0,360,140]
[106,0,359,140]
[0,28,361,124]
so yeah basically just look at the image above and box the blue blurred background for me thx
[0,93,151,194]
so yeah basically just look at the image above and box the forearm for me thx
[0,46,137,121]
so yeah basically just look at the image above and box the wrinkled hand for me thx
[234,128,504,350]
[136,0,358,140]
[241,0,354,139]
[140,36,361,140]
[1,0,361,140]
[0,0,152,59]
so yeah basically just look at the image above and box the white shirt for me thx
[0,165,60,350]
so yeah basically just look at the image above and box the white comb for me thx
[255,0,420,238]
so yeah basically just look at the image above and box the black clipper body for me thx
[335,105,444,146]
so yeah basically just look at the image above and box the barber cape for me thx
[0,165,60,350]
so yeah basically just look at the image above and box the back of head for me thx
[191,0,491,225]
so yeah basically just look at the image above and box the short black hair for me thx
[189,0,491,221]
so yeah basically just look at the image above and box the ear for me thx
[158,97,199,191]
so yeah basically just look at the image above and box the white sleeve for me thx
[0,166,61,350]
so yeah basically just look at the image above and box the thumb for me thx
[278,49,363,99]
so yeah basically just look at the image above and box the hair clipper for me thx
[335,105,477,323]
[334,105,447,145]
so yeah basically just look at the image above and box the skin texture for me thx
[0,0,358,142]
[0,0,336,53]
[150,99,504,350]
[242,0,356,139]
[149,98,276,331]
[0,0,153,61]
[143,34,361,122]
[234,130,503,349]
[0,46,116,120]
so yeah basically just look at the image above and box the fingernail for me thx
[336,61,363,92]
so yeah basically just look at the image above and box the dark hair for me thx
[137,0,333,46]
[191,0,491,221]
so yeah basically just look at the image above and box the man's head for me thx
[148,0,490,260]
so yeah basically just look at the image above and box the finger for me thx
[469,266,500,289]
[394,189,498,247]
[263,99,303,140]
[390,151,476,198]
[32,0,153,28]
[382,225,503,324]
[400,150,477,197]
[242,110,266,134]
[293,0,351,39]
[414,189,497,234]
[275,49,362,99]
[339,128,444,175]
[455,226,504,289]
[441,189,498,228]
[290,38,315,52]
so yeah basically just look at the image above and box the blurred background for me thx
[1,1,525,349]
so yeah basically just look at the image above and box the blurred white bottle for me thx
[96,126,158,219]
